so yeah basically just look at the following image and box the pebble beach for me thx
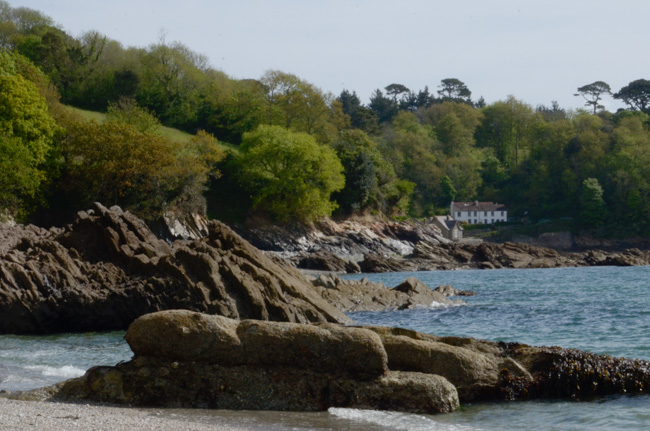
[0,398,247,431]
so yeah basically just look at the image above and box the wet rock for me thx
[434,285,476,297]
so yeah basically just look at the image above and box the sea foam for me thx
[328,408,480,431]
[25,364,86,379]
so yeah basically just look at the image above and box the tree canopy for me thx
[575,81,611,114]
[237,125,344,221]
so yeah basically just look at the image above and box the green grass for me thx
[66,106,204,145]
[68,106,105,123]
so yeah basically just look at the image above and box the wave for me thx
[328,408,481,431]
[429,300,466,309]
[25,364,86,379]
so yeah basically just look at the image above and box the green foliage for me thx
[237,125,344,221]
[476,96,538,167]
[575,81,611,114]
[6,2,650,235]
[438,175,457,206]
[332,129,402,214]
[369,89,398,123]
[579,178,607,228]
[56,116,222,220]
[437,78,471,103]
[614,79,650,112]
[0,51,58,219]
[0,135,41,219]
[106,97,160,133]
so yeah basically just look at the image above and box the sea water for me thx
[1,266,650,430]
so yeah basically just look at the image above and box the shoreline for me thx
[0,398,248,431]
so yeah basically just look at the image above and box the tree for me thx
[438,175,457,206]
[384,83,410,104]
[437,78,471,103]
[105,97,160,133]
[259,70,333,141]
[0,53,58,219]
[237,125,344,221]
[476,96,538,167]
[574,81,611,114]
[579,177,607,228]
[332,129,402,214]
[369,89,397,123]
[614,79,650,112]
[56,115,222,220]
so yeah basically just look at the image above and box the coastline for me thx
[0,398,248,431]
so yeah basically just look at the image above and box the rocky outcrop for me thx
[27,310,460,414]
[233,219,650,273]
[0,203,349,334]
[14,310,650,413]
[579,248,650,267]
[310,275,463,312]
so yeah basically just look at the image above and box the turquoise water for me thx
[1,266,650,430]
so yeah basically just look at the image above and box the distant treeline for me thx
[1,1,650,236]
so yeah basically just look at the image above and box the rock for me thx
[125,310,243,364]
[311,275,463,312]
[358,253,414,273]
[34,311,459,414]
[126,311,388,380]
[0,204,349,334]
[295,251,357,273]
[434,285,476,297]
[14,310,650,413]
[237,320,387,380]
[378,334,505,400]
[230,217,650,273]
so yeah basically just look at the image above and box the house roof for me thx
[451,201,506,212]
[434,215,463,231]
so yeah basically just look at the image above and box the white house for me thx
[450,201,507,225]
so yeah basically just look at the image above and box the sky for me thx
[11,0,650,112]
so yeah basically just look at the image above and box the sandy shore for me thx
[0,398,248,431]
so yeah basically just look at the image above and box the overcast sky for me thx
[12,0,650,112]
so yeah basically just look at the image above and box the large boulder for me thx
[0,203,349,334]
[125,310,388,380]
[9,310,650,413]
[41,311,459,414]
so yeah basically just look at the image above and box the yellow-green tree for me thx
[57,114,223,219]
[237,125,344,221]
[0,51,58,219]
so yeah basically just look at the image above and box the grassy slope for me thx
[67,106,202,144]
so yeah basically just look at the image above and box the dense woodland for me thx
[2,2,650,237]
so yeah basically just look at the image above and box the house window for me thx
[473,211,476,216]
[457,212,461,217]
[484,211,488,216]
[492,211,495,216]
[501,211,504,216]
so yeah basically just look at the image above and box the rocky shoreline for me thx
[0,204,463,334]
[6,309,650,416]
[229,219,650,273]
[233,218,650,273]
[3,205,650,417]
